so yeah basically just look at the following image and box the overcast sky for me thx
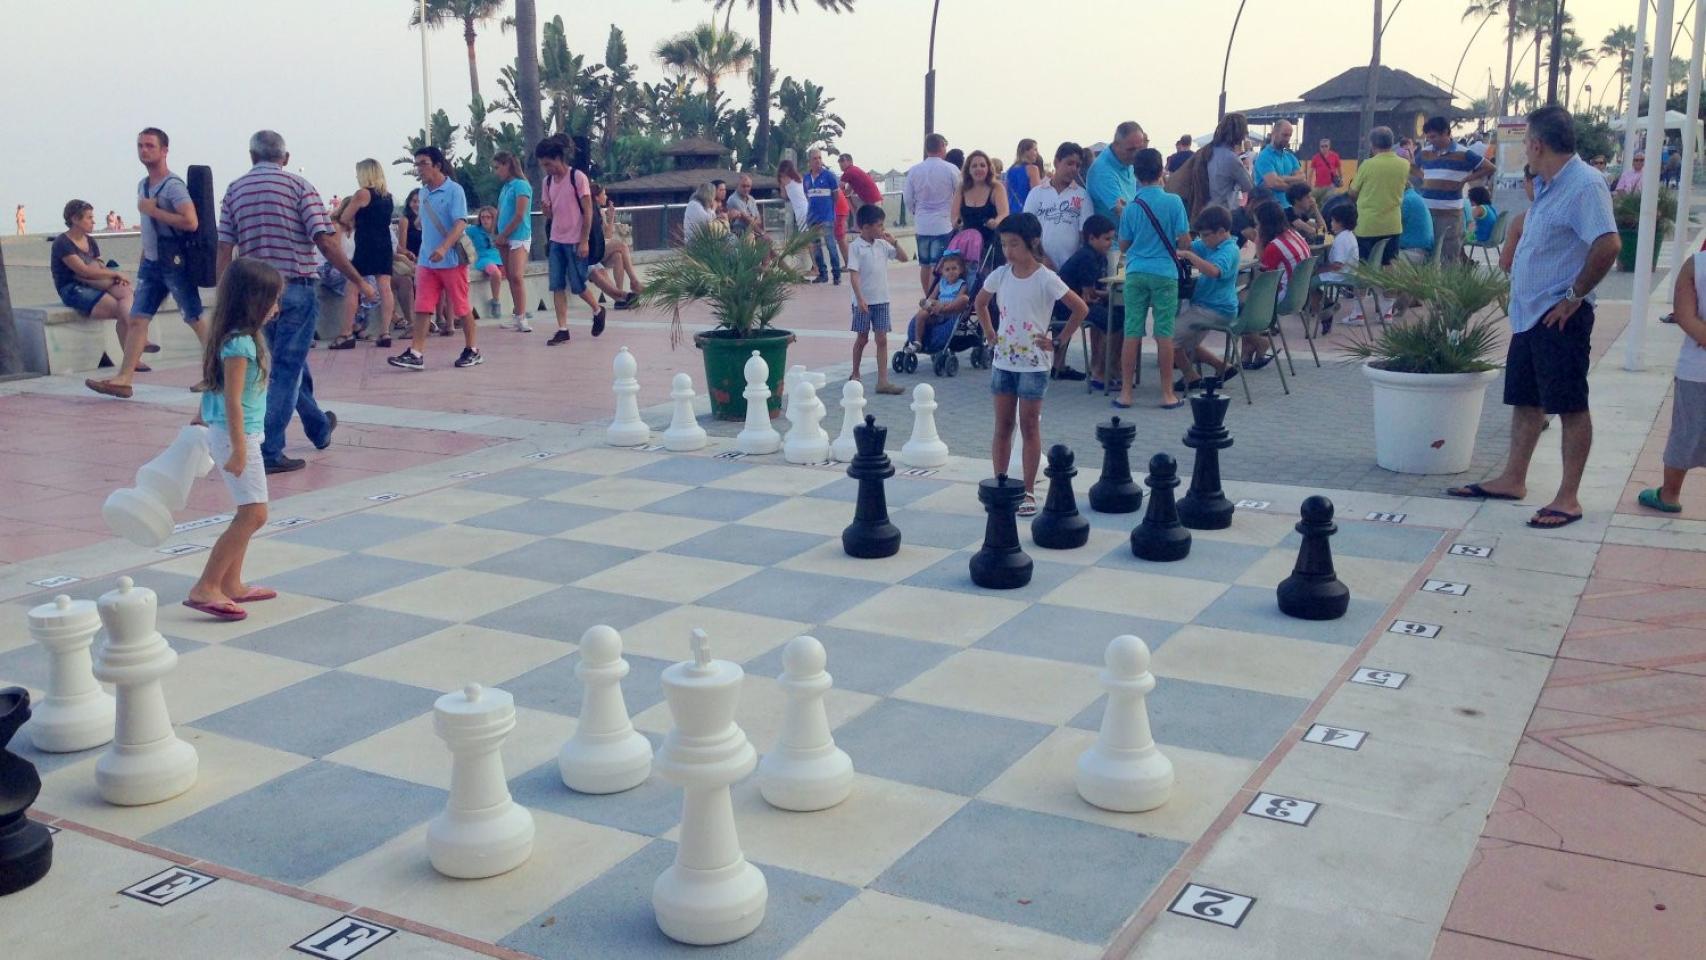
[1,0,1674,231]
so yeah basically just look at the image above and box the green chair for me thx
[1271,255,1319,369]
[1463,210,1511,266]
[1186,268,1286,405]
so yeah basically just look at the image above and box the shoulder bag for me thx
[420,184,477,267]
[1134,197,1195,301]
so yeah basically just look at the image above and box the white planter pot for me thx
[1362,364,1499,475]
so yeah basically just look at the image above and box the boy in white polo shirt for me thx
[846,203,909,395]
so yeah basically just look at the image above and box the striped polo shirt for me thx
[217,162,332,279]
[1416,143,1487,211]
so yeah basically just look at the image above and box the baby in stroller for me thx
[911,251,971,354]
[897,235,992,376]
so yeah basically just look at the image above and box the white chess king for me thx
[103,424,215,547]
[757,636,853,811]
[558,625,653,794]
[428,682,536,879]
[1075,635,1173,813]
[93,577,198,806]
[27,595,115,753]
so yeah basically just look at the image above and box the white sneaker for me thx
[516,315,534,333]
[498,316,520,331]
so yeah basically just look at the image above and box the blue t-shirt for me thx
[1005,165,1033,213]
[467,224,503,270]
[497,177,533,244]
[1472,202,1499,242]
[803,168,839,226]
[1189,236,1241,318]
[935,277,967,303]
[1252,146,1302,207]
[1087,149,1135,221]
[199,334,265,433]
[1398,188,1434,251]
[418,178,470,268]
[1118,185,1189,279]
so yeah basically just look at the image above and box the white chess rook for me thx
[830,380,866,462]
[103,424,215,547]
[1076,635,1173,813]
[900,383,950,468]
[783,380,831,464]
[653,629,767,945]
[93,577,197,806]
[559,625,653,794]
[758,636,853,811]
[607,346,651,447]
[735,351,781,455]
[663,373,708,452]
[429,682,536,879]
[27,595,115,753]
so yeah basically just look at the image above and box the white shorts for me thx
[506,239,530,251]
[209,430,269,506]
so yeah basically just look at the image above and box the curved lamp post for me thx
[923,0,942,147]
[1217,0,1250,123]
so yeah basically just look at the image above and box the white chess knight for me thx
[1075,635,1173,813]
[662,373,708,452]
[93,577,197,806]
[607,346,651,447]
[757,636,853,811]
[782,364,807,417]
[735,350,781,455]
[653,629,767,945]
[103,424,215,547]
[900,382,949,468]
[559,625,653,794]
[27,595,115,753]
[428,682,536,879]
[782,380,831,464]
[830,380,866,462]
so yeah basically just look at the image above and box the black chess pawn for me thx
[1089,417,1143,514]
[843,415,902,559]
[970,475,1033,589]
[1177,376,1234,530]
[1277,496,1350,620]
[0,687,53,896]
[1131,453,1192,561]
[1031,445,1090,550]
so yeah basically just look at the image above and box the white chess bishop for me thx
[103,424,215,547]
[1075,635,1173,813]
[735,351,781,455]
[782,380,831,464]
[428,682,535,879]
[900,383,949,468]
[27,595,115,753]
[757,636,853,811]
[93,577,197,806]
[662,373,708,452]
[653,629,767,945]
[558,625,653,794]
[830,380,865,462]
[607,346,651,447]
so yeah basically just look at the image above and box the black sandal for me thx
[328,335,357,350]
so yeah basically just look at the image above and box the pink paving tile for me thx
[1443,839,1706,960]
[1591,545,1706,590]
[1559,723,1706,794]
[1574,583,1706,628]
[0,521,106,563]
[1481,766,1706,874]
[1559,625,1706,676]
[1431,931,1587,959]
[1511,737,1606,779]
[1536,668,1706,721]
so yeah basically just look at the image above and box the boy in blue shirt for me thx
[1170,205,1242,393]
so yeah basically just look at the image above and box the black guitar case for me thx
[185,164,218,288]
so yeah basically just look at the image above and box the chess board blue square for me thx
[1070,677,1309,760]
[974,604,1182,666]
[273,514,438,552]
[505,650,673,718]
[644,488,784,522]
[1195,583,1387,645]
[265,553,445,603]
[696,569,886,623]
[1093,536,1270,582]
[460,500,614,535]
[469,539,644,584]
[191,671,435,757]
[807,475,951,506]
[474,586,675,641]
[902,552,1082,603]
[742,626,957,696]
[623,456,755,486]
[229,604,451,667]
[832,699,1053,795]
[886,508,986,550]
[507,751,682,837]
[664,524,828,566]
[460,467,596,498]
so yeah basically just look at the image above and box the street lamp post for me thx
[923,0,941,150]
[1218,0,1250,123]
[419,0,431,137]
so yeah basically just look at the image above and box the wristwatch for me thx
[1562,288,1584,305]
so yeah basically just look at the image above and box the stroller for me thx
[894,229,994,377]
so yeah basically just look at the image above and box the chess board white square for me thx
[573,553,760,604]
[828,585,1028,646]
[777,540,953,583]
[358,570,555,622]
[342,624,570,691]
[1148,626,1350,699]
[368,488,526,523]
[326,706,574,793]
[619,604,805,663]
[544,476,692,510]
[557,511,720,550]
[631,672,878,752]
[1040,568,1227,621]
[893,649,1102,725]
[362,525,538,566]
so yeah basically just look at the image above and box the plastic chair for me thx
[1271,255,1319,370]
[1186,268,1286,405]
[1463,210,1511,266]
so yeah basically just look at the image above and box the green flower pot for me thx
[694,329,794,420]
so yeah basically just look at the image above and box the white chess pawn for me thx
[428,682,536,879]
[1075,635,1173,813]
[830,380,866,462]
[758,636,853,811]
[94,577,197,806]
[783,380,831,464]
[27,595,115,753]
[607,346,650,447]
[559,625,653,794]
[103,424,215,546]
[900,383,949,468]
[663,373,708,452]
[653,629,767,945]
[735,350,781,455]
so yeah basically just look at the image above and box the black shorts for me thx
[1357,233,1400,265]
[1503,301,1594,414]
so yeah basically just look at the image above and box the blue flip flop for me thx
[1111,399,1133,409]
[1160,399,1185,410]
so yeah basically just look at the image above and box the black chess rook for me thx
[1031,445,1090,550]
[1131,453,1192,562]
[842,415,902,559]
[1177,377,1235,530]
[1277,496,1351,620]
[0,687,53,896]
[1089,417,1143,514]
[970,474,1033,589]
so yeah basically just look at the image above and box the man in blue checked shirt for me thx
[803,148,842,285]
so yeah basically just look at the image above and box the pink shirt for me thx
[543,169,591,245]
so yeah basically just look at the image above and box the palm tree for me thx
[702,1,855,169]
[770,76,845,167]
[654,22,757,118]
[410,0,507,106]
[1544,29,1594,109]
[1599,24,1637,115]
[1508,80,1536,113]
[1462,0,1521,117]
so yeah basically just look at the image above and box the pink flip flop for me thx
[231,587,277,603]
[182,598,248,621]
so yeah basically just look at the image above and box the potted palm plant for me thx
[1344,260,1508,475]
[1612,189,1678,272]
[641,226,815,420]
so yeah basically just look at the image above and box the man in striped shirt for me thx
[1414,116,1494,266]
[218,130,374,474]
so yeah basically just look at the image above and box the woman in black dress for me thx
[952,149,1010,266]
[332,159,395,348]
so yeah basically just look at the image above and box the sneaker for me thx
[812,275,830,284]
[1340,315,1365,326]
[454,347,483,368]
[498,316,520,331]
[487,298,502,317]
[1052,366,1087,381]
[614,293,638,310]
[547,329,572,346]
[314,412,338,450]
[591,307,607,337]
[387,349,425,371]
[517,316,534,333]
[264,455,306,475]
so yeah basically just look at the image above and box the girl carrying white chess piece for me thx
[184,258,280,622]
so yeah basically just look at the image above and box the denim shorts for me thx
[132,257,203,322]
[851,302,891,334]
[548,240,589,293]
[58,281,109,315]
[990,367,1049,400]
[916,233,952,265]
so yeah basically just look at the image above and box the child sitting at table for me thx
[1467,186,1499,244]
[1314,204,1362,332]
[1054,215,1117,388]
